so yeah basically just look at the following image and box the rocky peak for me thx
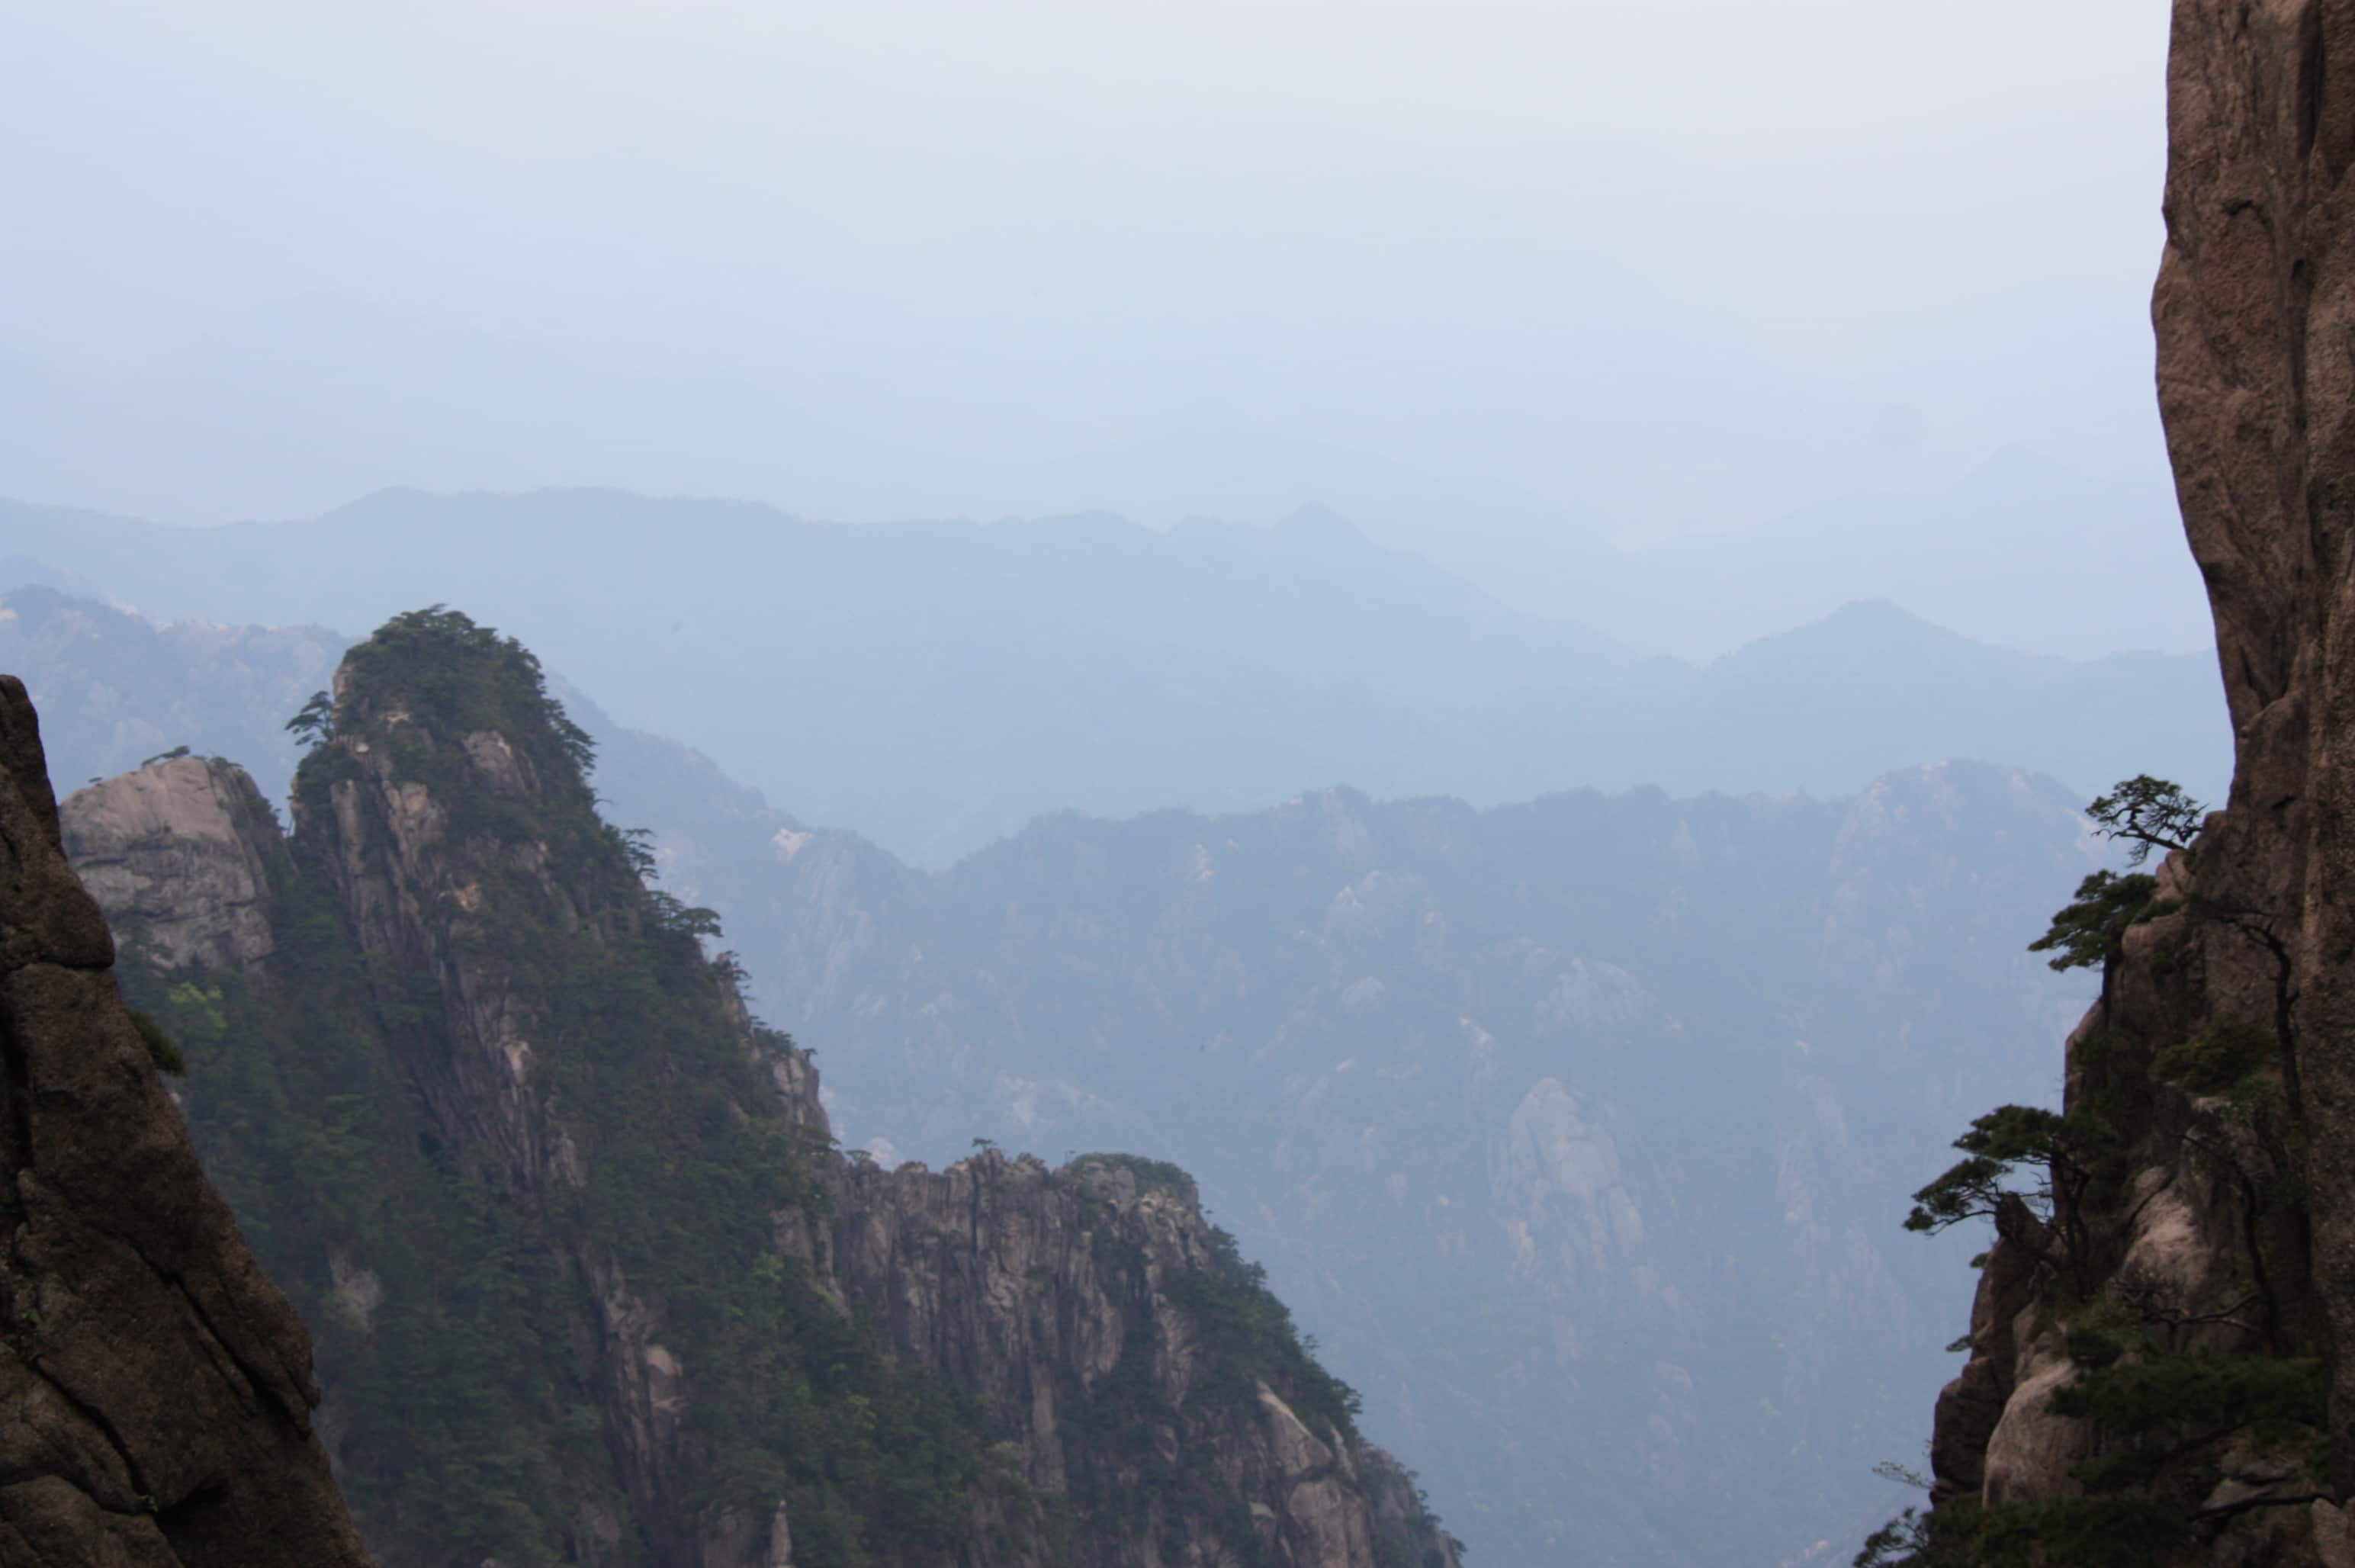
[57,609,1458,1568]
[297,609,624,982]
[0,676,371,1566]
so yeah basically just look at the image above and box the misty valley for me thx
[12,5,2355,1568]
[0,487,2229,1566]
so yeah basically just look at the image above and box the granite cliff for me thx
[0,676,371,1566]
[57,609,1457,1568]
[1895,4,2355,1562]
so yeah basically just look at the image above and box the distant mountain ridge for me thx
[1511,598,2226,806]
[8,580,2180,1563]
[727,763,2116,1566]
[0,491,2228,865]
[1570,448,2206,660]
[0,489,1625,863]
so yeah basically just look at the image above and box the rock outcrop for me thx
[59,610,1458,1568]
[1907,4,2355,1562]
[811,1151,1454,1568]
[0,676,371,1566]
[59,754,284,971]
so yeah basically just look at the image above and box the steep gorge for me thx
[1898,4,2355,1563]
[57,610,1455,1568]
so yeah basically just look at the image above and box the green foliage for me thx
[1852,1509,1933,1568]
[2023,776,2200,972]
[2029,871,2170,972]
[2062,1324,2132,1370]
[2151,1023,2276,1097]
[1871,1458,1931,1492]
[125,1008,185,1076]
[335,606,596,780]
[1852,1355,2325,1564]
[2049,1348,2319,1527]
[1054,1203,1373,1568]
[126,920,587,1563]
[1905,1107,2073,1235]
[139,744,191,768]
[284,689,336,745]
[1854,1496,2182,1568]
[1368,1467,1461,1568]
[1867,777,2289,1567]
[1906,1106,2113,1295]
[2087,776,2203,866]
[1971,1497,2183,1567]
[2052,1351,2324,1439]
[165,981,228,1043]
[144,607,1031,1567]
[1176,1224,1364,1440]
[130,605,1431,1568]
[617,827,660,880]
[647,888,725,940]
[1068,1152,1198,1201]
[614,829,725,940]
[682,1255,1002,1562]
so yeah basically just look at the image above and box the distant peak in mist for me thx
[1271,503,1367,545]
[1717,598,2048,673]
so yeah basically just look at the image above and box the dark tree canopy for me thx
[285,689,336,744]
[2029,870,2165,973]
[1905,1105,2071,1236]
[2087,775,2203,866]
[1906,1104,2107,1296]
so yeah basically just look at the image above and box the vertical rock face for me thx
[0,676,371,1567]
[2157,0,2355,1485]
[59,611,1459,1568]
[810,1152,1460,1568]
[1907,5,2355,1563]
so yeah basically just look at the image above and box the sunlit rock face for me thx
[60,755,283,971]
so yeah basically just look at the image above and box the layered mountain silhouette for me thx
[0,490,2226,866]
[13,578,2166,1563]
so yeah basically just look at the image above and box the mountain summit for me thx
[58,608,1458,1568]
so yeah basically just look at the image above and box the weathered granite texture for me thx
[1916,4,2355,1561]
[60,756,283,972]
[0,675,371,1567]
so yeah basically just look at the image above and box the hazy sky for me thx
[1,2,2185,640]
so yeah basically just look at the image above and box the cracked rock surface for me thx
[0,674,370,1568]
